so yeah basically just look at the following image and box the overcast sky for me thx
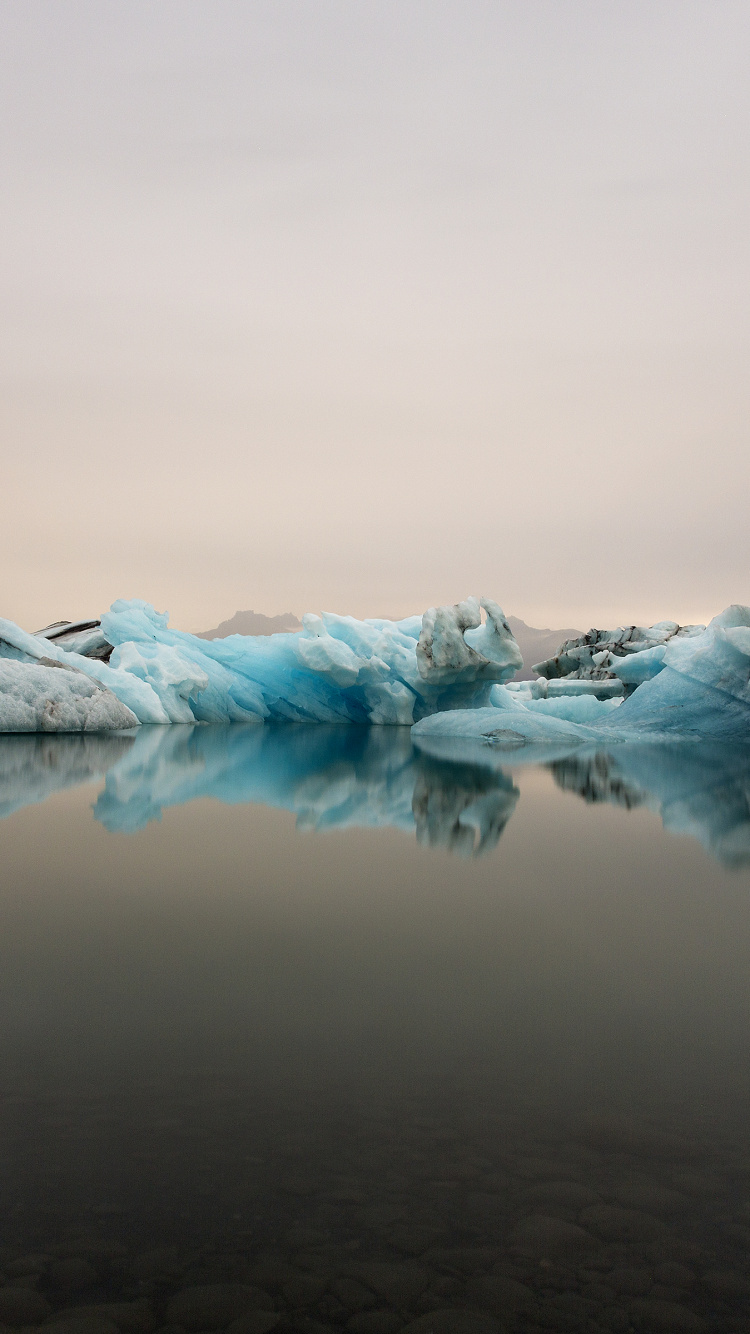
[1,1,748,632]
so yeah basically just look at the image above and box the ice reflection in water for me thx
[0,732,134,820]
[2,725,750,865]
[548,745,750,868]
[2,728,750,1331]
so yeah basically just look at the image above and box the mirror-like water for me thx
[1,728,749,1334]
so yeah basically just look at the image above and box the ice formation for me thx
[605,605,750,741]
[0,616,174,726]
[413,605,750,749]
[1,596,522,731]
[3,595,750,744]
[35,618,113,661]
[0,657,138,733]
[533,619,705,681]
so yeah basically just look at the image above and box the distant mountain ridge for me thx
[196,609,579,678]
[196,610,301,639]
[505,616,583,680]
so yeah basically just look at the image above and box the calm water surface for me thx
[1,726,749,1334]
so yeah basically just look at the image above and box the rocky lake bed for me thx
[2,1097,750,1334]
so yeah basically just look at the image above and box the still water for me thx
[1,726,750,1334]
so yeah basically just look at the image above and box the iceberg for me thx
[414,605,750,749]
[0,616,172,724]
[3,596,750,744]
[1,596,523,730]
[98,594,522,725]
[0,657,138,733]
[605,605,750,740]
[533,619,705,681]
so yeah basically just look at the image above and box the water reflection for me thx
[1,724,750,864]
[3,730,750,1330]
[550,745,750,867]
[0,731,134,819]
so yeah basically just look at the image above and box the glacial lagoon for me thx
[1,727,750,1333]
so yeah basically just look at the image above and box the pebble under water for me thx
[1,727,750,1334]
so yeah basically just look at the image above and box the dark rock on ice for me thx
[35,619,114,661]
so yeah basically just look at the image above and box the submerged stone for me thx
[0,1289,53,1325]
[164,1287,275,1331]
[399,1312,501,1334]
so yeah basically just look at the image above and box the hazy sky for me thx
[1,1,748,632]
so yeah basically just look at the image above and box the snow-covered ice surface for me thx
[0,657,138,733]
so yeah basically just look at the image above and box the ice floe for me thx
[414,605,750,748]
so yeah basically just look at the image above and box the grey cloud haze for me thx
[1,1,748,631]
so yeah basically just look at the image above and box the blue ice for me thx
[413,604,750,749]
[1,596,523,731]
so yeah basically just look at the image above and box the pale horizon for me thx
[2,2,748,635]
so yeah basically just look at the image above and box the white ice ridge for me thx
[0,596,522,731]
